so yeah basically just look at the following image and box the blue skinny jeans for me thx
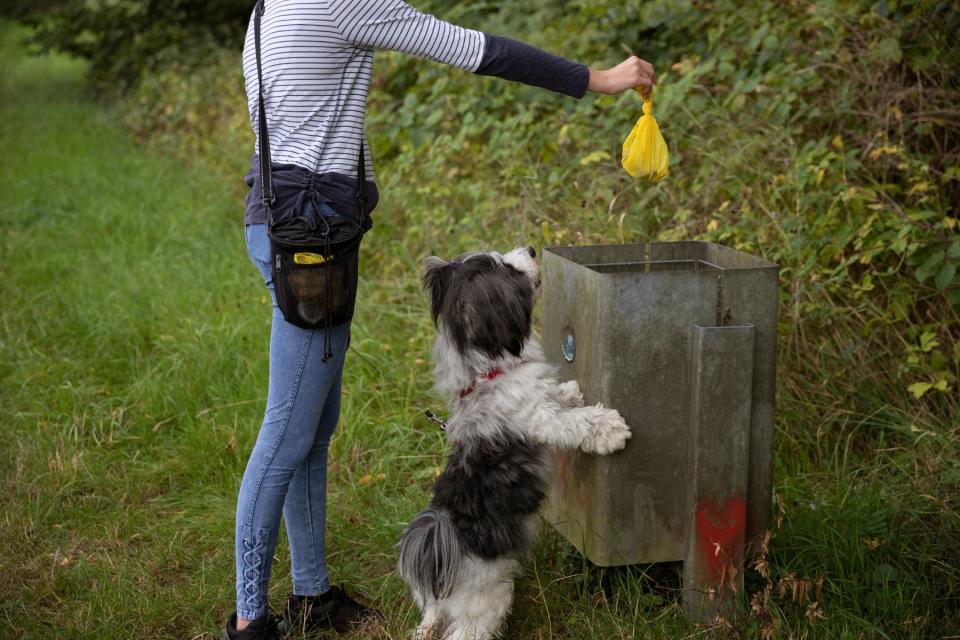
[236,214,350,620]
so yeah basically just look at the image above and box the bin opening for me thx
[584,259,722,274]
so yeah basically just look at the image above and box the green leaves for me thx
[915,249,946,283]
[935,262,957,291]
[907,378,949,399]
[871,36,903,64]
[579,150,611,166]
[907,382,933,398]
[913,239,960,292]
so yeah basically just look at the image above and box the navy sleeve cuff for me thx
[474,34,589,99]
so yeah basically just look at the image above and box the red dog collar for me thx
[459,368,504,399]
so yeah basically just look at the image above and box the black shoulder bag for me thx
[254,0,367,359]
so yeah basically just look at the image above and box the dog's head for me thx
[423,247,540,360]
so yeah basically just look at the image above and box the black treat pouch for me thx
[269,209,363,331]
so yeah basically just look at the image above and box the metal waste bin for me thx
[540,241,778,621]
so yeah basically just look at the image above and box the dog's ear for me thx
[422,256,452,326]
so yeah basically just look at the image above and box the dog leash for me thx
[343,340,449,432]
[424,410,448,432]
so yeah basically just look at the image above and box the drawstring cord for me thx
[291,187,336,362]
[323,229,333,362]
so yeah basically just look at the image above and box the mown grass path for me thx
[0,22,278,640]
[3,20,958,640]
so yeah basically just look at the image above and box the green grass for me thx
[1,18,958,640]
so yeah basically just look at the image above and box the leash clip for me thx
[424,409,448,432]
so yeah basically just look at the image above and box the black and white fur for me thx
[398,247,631,640]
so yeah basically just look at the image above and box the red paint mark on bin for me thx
[553,451,590,509]
[695,497,746,580]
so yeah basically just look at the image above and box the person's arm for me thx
[332,0,486,71]
[333,0,654,98]
[475,36,656,99]
[472,34,589,98]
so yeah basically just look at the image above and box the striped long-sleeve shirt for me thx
[242,0,590,224]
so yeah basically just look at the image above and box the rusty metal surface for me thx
[541,242,778,567]
[683,325,755,620]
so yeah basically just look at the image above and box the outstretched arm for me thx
[333,0,486,71]
[334,0,655,98]
[475,37,655,99]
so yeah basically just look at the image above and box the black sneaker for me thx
[278,586,379,635]
[223,611,280,640]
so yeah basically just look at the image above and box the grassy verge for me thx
[2,16,958,640]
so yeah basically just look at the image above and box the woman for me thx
[228,1,654,638]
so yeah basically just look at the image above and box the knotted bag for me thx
[621,88,669,181]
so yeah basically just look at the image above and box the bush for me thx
[108,0,958,416]
[27,0,251,88]
[0,0,66,20]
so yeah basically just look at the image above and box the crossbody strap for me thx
[254,0,367,227]
[357,141,367,216]
[254,0,274,222]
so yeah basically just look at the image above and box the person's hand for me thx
[588,56,655,97]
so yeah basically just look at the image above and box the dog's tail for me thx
[397,506,464,600]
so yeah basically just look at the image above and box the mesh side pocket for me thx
[271,241,360,330]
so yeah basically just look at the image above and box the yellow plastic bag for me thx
[621,88,669,181]
[294,252,330,265]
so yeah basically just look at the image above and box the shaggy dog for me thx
[398,247,631,640]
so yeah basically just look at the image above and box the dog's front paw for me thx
[557,380,585,407]
[581,406,631,455]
